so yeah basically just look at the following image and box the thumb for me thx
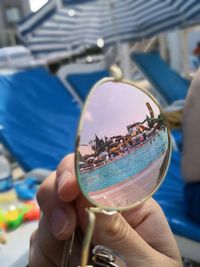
[79,208,155,266]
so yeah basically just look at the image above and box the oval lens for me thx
[76,80,170,210]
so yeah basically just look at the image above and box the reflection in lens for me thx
[76,81,170,209]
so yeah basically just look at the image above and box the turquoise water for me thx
[79,130,168,193]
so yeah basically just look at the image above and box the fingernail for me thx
[50,207,69,237]
[57,169,72,194]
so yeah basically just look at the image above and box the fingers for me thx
[37,171,77,240]
[123,198,181,262]
[30,215,82,267]
[77,199,155,267]
[97,214,157,264]
[34,152,181,267]
[31,154,79,266]
[56,153,80,202]
[77,196,181,266]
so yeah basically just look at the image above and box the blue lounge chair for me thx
[57,62,110,105]
[0,67,80,171]
[0,67,81,267]
[132,52,190,104]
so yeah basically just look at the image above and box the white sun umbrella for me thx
[18,0,200,59]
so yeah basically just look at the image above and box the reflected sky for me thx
[80,81,160,144]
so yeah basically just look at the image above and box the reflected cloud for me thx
[84,111,93,122]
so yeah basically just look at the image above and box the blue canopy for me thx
[18,0,200,58]
[0,68,80,171]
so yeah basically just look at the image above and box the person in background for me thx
[182,68,200,224]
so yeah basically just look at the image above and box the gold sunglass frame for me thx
[73,65,172,267]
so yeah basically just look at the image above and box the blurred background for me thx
[0,0,200,267]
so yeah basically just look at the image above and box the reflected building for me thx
[84,101,163,159]
[146,102,154,118]
[93,135,106,155]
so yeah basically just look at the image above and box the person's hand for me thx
[30,154,182,267]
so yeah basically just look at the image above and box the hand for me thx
[30,154,182,267]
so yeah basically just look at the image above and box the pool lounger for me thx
[57,62,110,105]
[0,67,80,171]
[132,52,190,104]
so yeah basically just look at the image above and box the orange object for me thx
[0,221,6,231]
[23,201,40,221]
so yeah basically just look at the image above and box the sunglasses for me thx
[63,65,172,267]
